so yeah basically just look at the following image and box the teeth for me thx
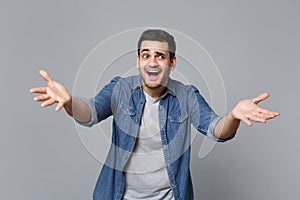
[147,71,159,75]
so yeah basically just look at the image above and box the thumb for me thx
[39,69,53,84]
[253,92,269,105]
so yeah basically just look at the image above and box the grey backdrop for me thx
[1,0,299,199]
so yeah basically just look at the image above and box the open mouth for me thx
[147,71,159,76]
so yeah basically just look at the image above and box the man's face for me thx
[137,40,176,94]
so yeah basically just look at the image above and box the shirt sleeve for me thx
[75,76,121,127]
[74,97,99,127]
[189,86,235,142]
[205,114,236,142]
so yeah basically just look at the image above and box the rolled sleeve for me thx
[206,114,236,142]
[189,86,235,142]
[75,97,99,127]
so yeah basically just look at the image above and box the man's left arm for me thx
[214,93,280,140]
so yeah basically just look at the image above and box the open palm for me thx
[230,93,279,126]
[30,70,71,111]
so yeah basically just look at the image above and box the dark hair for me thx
[137,29,176,61]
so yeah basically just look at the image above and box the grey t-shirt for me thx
[122,92,174,200]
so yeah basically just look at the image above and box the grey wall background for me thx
[1,0,299,199]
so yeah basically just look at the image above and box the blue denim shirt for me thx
[79,75,235,200]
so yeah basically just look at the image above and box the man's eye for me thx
[157,55,165,59]
[142,54,149,59]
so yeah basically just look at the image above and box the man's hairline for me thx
[137,40,175,61]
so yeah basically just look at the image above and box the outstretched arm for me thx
[214,93,280,140]
[30,70,92,123]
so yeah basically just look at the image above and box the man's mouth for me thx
[146,71,159,76]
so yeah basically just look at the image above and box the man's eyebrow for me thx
[140,49,167,56]
[154,51,166,56]
[141,49,150,53]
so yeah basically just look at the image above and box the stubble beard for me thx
[141,71,170,96]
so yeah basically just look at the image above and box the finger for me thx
[55,102,64,112]
[256,107,280,118]
[245,110,279,125]
[260,112,280,120]
[253,92,269,105]
[34,94,50,102]
[241,116,252,126]
[30,87,47,94]
[39,70,53,84]
[249,114,267,123]
[41,98,57,107]
[250,108,276,122]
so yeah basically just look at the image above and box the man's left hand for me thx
[229,93,280,126]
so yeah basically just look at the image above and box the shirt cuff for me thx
[74,97,98,127]
[206,114,236,142]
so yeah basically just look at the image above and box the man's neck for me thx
[142,85,167,99]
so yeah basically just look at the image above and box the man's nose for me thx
[148,56,158,67]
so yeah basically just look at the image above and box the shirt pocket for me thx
[169,113,188,123]
[119,102,136,116]
[166,113,189,148]
[114,102,139,137]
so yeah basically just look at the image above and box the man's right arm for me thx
[30,70,92,123]
[63,96,92,123]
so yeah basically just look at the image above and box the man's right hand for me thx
[30,70,72,112]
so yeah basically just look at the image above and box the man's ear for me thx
[170,56,176,71]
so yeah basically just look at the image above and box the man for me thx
[30,29,279,200]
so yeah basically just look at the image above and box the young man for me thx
[30,29,279,200]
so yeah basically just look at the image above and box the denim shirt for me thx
[78,75,235,200]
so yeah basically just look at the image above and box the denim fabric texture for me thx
[78,75,235,200]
